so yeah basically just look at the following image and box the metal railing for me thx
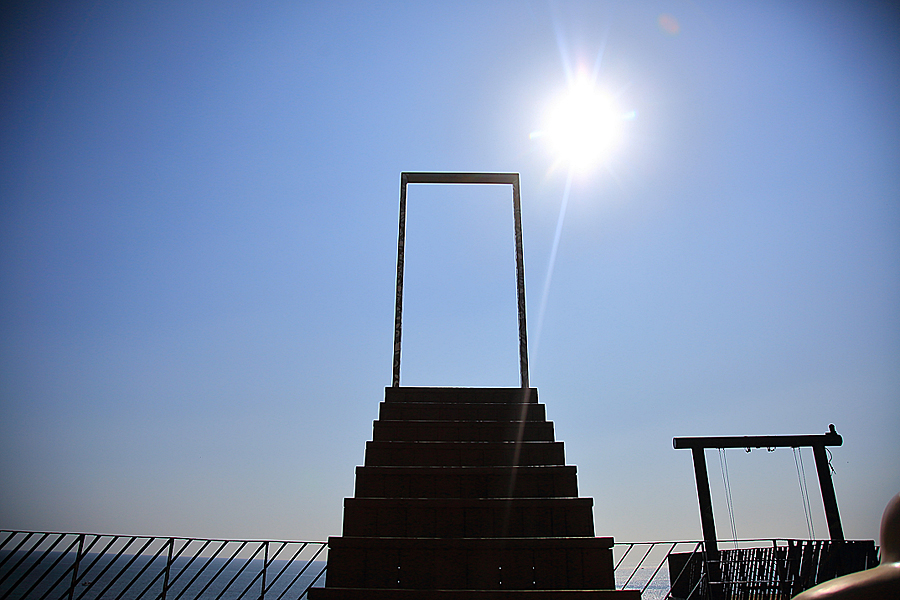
[615,540,706,600]
[613,538,880,600]
[0,531,327,600]
[2,531,880,600]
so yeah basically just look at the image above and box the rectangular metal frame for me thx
[391,172,529,388]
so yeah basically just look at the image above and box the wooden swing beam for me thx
[673,425,844,556]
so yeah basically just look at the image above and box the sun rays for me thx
[533,72,627,174]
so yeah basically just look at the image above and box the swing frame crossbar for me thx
[673,425,844,556]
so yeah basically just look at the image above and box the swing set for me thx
[668,425,878,600]
[674,424,844,552]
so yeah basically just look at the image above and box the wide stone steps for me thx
[342,497,595,538]
[383,387,538,404]
[324,536,615,591]
[373,420,556,442]
[354,466,579,499]
[310,387,636,599]
[310,590,639,599]
[364,441,566,467]
[380,402,546,422]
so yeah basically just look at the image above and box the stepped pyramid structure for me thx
[308,386,638,599]
[308,173,639,598]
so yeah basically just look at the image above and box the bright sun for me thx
[536,74,627,173]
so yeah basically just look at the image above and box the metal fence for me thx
[2,531,879,600]
[0,531,327,600]
[614,540,706,599]
[613,539,880,600]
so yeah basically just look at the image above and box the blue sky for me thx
[1,1,898,545]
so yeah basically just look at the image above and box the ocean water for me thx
[0,550,325,600]
[617,568,674,600]
[2,548,675,599]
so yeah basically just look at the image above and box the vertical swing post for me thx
[690,447,719,555]
[689,447,723,600]
[812,442,844,541]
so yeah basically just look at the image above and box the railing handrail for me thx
[2,531,879,600]
[0,530,326,544]
[612,537,879,600]
[0,530,328,600]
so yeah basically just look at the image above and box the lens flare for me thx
[539,74,625,173]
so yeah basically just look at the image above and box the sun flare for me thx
[535,74,628,173]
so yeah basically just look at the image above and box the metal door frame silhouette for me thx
[391,172,529,388]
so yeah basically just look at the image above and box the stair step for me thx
[372,421,555,442]
[309,589,639,599]
[379,402,547,422]
[364,441,565,467]
[323,536,615,591]
[319,386,620,596]
[385,387,538,404]
[325,535,613,549]
[354,466,579,499]
[342,497,594,538]
[308,588,641,600]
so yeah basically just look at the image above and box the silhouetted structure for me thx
[674,426,846,552]
[667,427,878,600]
[307,386,639,598]
[793,492,900,599]
[309,173,638,597]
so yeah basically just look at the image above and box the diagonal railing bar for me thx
[640,541,678,595]
[0,531,50,581]
[211,541,266,600]
[613,542,636,572]
[35,535,84,600]
[0,531,19,570]
[74,533,124,593]
[265,542,310,597]
[78,530,109,559]
[666,541,705,598]
[619,543,655,589]
[130,539,174,600]
[5,533,79,600]
[90,535,157,600]
[66,534,85,600]
[185,540,249,600]
[74,535,134,599]
[0,531,328,600]
[0,532,66,599]
[164,537,214,596]
[686,572,706,600]
[0,532,30,572]
[170,539,232,600]
[234,542,273,600]
[273,542,326,600]
[0,532,15,553]
[111,537,171,600]
[301,562,328,599]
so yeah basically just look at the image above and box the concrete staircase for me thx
[307,387,639,599]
